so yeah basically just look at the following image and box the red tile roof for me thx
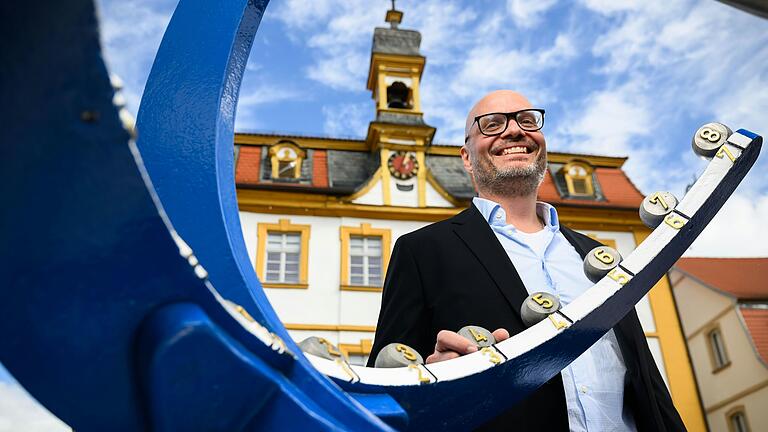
[674,258,768,300]
[235,146,261,184]
[740,307,768,364]
[538,167,645,209]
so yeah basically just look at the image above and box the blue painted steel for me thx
[134,0,390,429]
[1,0,763,430]
[0,0,388,430]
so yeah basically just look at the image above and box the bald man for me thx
[368,91,685,431]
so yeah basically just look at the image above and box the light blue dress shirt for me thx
[473,197,637,432]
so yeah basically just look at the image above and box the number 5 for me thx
[532,293,554,309]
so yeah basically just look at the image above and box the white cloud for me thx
[450,34,576,98]
[322,102,370,137]
[234,84,304,130]
[685,192,768,257]
[0,382,70,432]
[270,0,337,30]
[580,0,651,15]
[506,0,558,28]
[557,81,651,156]
[306,53,370,91]
[96,0,174,115]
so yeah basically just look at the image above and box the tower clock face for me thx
[387,151,419,180]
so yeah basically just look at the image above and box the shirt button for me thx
[495,213,502,219]
[580,385,588,394]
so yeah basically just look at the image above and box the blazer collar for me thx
[451,204,529,324]
[451,204,596,322]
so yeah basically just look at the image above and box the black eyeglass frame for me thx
[465,109,546,143]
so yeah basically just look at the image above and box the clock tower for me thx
[363,2,436,208]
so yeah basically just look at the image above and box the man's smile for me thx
[489,141,539,162]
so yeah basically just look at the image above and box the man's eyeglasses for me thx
[465,109,545,142]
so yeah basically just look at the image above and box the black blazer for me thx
[368,205,686,431]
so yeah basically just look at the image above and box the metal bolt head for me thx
[692,122,732,158]
[297,336,343,361]
[639,191,679,229]
[520,291,561,327]
[457,325,496,348]
[374,342,424,368]
[583,246,622,284]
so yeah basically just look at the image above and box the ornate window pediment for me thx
[561,161,594,197]
[269,141,305,180]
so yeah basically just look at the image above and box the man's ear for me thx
[460,145,473,174]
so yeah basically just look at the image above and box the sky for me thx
[3,0,768,429]
[94,0,768,257]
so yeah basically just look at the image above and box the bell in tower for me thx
[386,81,412,109]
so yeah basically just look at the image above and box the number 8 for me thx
[700,128,720,143]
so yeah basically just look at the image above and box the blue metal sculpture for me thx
[0,0,762,430]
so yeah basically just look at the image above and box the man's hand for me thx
[425,328,510,364]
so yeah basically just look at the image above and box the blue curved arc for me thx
[134,0,389,429]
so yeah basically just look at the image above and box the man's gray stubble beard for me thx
[471,150,547,198]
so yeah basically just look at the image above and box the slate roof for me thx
[372,27,421,55]
[425,155,474,200]
[234,135,645,208]
[327,150,378,191]
[674,258,768,300]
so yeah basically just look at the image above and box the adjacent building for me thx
[233,6,706,430]
[671,258,768,432]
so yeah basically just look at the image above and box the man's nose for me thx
[499,118,525,140]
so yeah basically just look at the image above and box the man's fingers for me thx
[426,350,461,364]
[435,330,477,354]
[492,328,510,342]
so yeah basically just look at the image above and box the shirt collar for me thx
[473,197,560,231]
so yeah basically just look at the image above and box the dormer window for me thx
[269,141,305,180]
[562,161,594,196]
[386,81,412,109]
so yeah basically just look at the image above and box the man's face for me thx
[460,91,547,198]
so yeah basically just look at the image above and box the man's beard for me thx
[471,147,547,198]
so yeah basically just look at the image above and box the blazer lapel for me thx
[560,225,642,372]
[451,205,529,322]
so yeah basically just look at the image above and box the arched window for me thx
[727,407,750,432]
[562,161,594,196]
[269,141,305,180]
[707,326,730,371]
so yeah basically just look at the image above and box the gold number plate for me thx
[548,314,569,330]
[408,364,432,384]
[648,192,669,210]
[593,248,615,265]
[480,347,502,365]
[607,268,631,285]
[716,145,736,163]
[335,358,359,382]
[396,344,417,361]
[664,213,687,230]
[699,127,721,143]
[319,338,341,357]
[468,327,488,343]
[532,293,554,309]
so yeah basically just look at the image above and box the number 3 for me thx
[396,344,417,361]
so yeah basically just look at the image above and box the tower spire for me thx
[385,0,403,29]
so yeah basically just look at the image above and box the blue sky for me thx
[97,0,768,257]
[1,1,768,427]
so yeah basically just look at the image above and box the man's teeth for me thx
[499,146,528,155]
